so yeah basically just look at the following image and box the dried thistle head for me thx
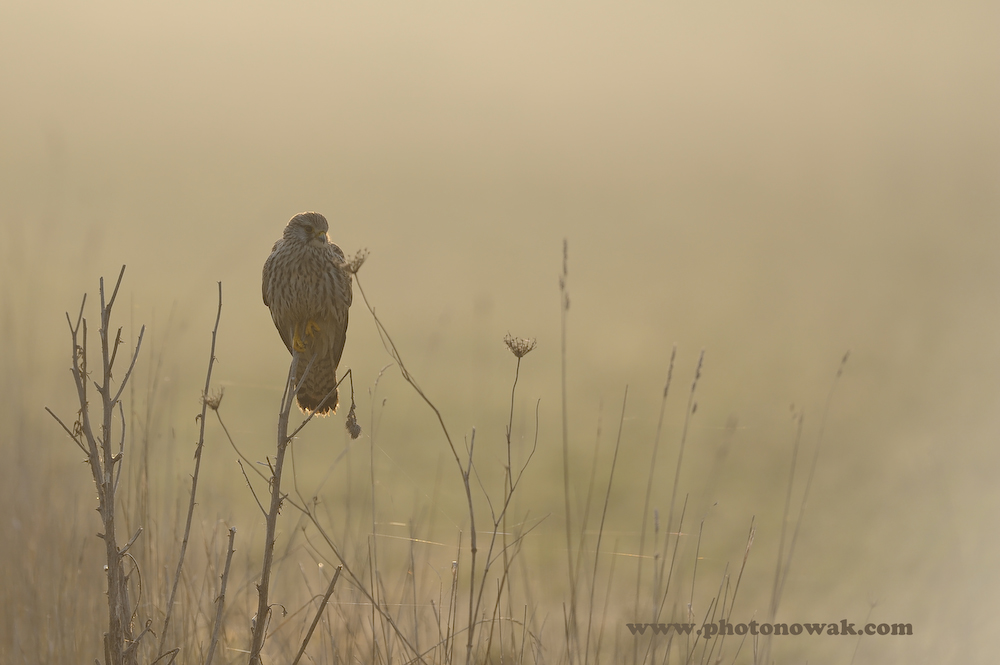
[504,334,537,359]
[344,248,369,275]
[203,387,225,411]
[345,402,361,439]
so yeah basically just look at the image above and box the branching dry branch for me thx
[47,265,145,665]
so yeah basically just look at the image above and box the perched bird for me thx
[262,212,353,414]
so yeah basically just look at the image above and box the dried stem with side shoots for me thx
[355,273,541,664]
[247,351,305,665]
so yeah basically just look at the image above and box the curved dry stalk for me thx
[158,281,223,657]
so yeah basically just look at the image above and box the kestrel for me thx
[262,212,353,414]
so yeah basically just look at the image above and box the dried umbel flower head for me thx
[204,388,225,411]
[344,248,369,275]
[504,334,537,359]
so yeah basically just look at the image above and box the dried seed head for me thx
[345,402,362,439]
[504,334,537,359]
[344,248,369,275]
[204,387,225,411]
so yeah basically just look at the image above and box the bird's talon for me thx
[292,324,307,353]
[305,320,321,338]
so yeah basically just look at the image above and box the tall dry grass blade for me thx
[761,352,848,664]
[559,239,580,664]
[585,386,628,665]
[634,345,676,665]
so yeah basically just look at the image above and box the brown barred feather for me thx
[262,212,352,415]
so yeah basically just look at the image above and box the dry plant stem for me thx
[291,566,343,665]
[467,382,541,663]
[269,471,425,663]
[574,403,603,604]
[343,274,536,665]
[248,351,303,665]
[500,355,522,630]
[408,521,420,656]
[761,352,848,665]
[158,282,223,657]
[665,350,704,553]
[368,383,381,661]
[352,274,486,663]
[644,495,688,665]
[768,411,804,624]
[47,266,145,665]
[706,520,755,665]
[632,345,675,665]
[593,537,619,663]
[584,386,628,665]
[774,351,850,608]
[205,526,237,665]
[559,239,579,662]
[463,430,479,665]
[354,276,460,466]
[484,375,540,662]
[650,350,704,633]
[689,520,705,625]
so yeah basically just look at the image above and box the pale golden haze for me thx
[0,2,997,663]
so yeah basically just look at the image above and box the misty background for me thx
[1,2,997,663]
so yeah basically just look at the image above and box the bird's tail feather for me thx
[294,351,339,415]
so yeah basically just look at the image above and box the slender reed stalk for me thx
[633,346,675,665]
[584,386,628,665]
[559,240,580,663]
[761,352,849,664]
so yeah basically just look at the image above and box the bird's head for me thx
[285,212,330,248]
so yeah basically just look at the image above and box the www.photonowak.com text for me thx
[626,619,912,638]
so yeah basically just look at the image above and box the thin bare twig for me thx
[291,565,343,665]
[119,527,143,557]
[205,527,237,665]
[158,281,223,657]
[44,407,88,454]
